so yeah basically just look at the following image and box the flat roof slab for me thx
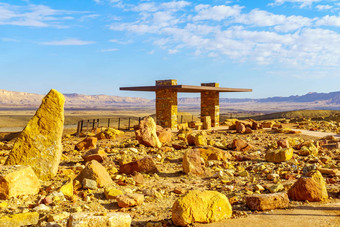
[120,85,252,93]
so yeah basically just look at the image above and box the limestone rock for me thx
[202,116,211,130]
[60,178,73,199]
[183,149,205,176]
[67,212,131,227]
[194,133,207,146]
[75,137,97,151]
[82,148,107,162]
[5,89,65,180]
[246,192,289,211]
[135,116,162,148]
[172,190,232,226]
[116,193,144,208]
[104,185,123,199]
[288,170,328,202]
[265,148,293,163]
[0,165,40,199]
[299,142,318,156]
[186,133,196,146]
[75,160,113,188]
[262,121,274,128]
[156,127,172,143]
[199,147,232,162]
[277,139,289,148]
[119,156,158,175]
[0,212,39,226]
[236,122,246,133]
[231,139,251,152]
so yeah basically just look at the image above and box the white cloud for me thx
[0,3,88,28]
[109,1,340,68]
[193,5,242,21]
[99,48,118,52]
[41,38,95,46]
[270,0,322,8]
[316,15,340,26]
[316,4,333,10]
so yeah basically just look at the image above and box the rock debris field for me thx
[0,89,339,227]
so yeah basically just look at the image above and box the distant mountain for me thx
[0,89,152,108]
[0,89,339,109]
[178,91,340,105]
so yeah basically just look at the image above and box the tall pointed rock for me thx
[5,89,65,180]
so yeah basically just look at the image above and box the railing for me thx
[76,117,141,137]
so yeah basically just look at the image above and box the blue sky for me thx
[0,0,339,99]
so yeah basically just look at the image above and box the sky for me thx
[0,0,340,99]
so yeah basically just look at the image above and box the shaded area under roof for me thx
[120,85,252,93]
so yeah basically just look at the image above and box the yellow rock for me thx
[0,212,39,226]
[194,133,207,146]
[0,201,8,208]
[265,148,294,163]
[104,185,123,199]
[0,165,41,199]
[68,212,131,227]
[5,89,65,180]
[299,143,318,156]
[60,178,73,199]
[172,190,232,226]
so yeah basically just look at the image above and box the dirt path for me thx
[198,200,340,227]
[290,129,340,139]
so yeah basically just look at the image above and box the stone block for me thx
[67,212,131,227]
[0,165,40,199]
[75,160,113,188]
[119,156,158,175]
[0,212,39,226]
[246,192,289,211]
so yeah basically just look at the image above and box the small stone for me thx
[82,148,107,162]
[288,170,328,202]
[231,139,251,152]
[0,212,39,226]
[60,178,73,199]
[173,188,187,194]
[236,122,246,133]
[182,149,205,176]
[172,190,232,226]
[67,212,131,227]
[82,178,98,190]
[75,160,113,188]
[48,212,69,222]
[246,192,289,211]
[194,133,207,146]
[33,204,51,212]
[5,89,65,180]
[116,193,144,208]
[156,127,172,143]
[245,127,253,134]
[268,183,284,193]
[277,139,289,148]
[299,143,318,156]
[75,137,97,151]
[119,156,158,175]
[199,147,232,162]
[265,148,293,163]
[0,165,40,199]
[132,172,144,184]
[104,185,123,199]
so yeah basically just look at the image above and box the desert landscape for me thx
[0,88,339,226]
[1,0,340,226]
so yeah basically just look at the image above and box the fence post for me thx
[86,120,89,136]
[138,117,141,125]
[108,118,110,128]
[118,118,120,130]
[76,121,81,137]
[128,118,131,130]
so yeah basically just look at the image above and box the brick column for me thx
[155,80,178,130]
[201,83,220,127]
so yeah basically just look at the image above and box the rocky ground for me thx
[0,117,339,226]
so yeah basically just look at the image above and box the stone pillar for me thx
[201,83,220,127]
[155,80,178,130]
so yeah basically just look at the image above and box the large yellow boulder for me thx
[135,116,162,148]
[172,190,232,226]
[5,89,65,180]
[265,148,294,163]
